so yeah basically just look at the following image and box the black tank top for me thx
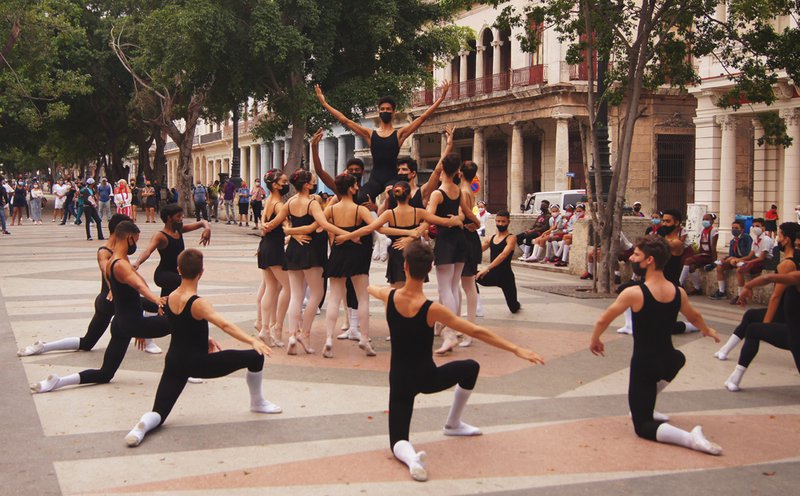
[157,231,185,273]
[387,189,423,209]
[664,253,682,285]
[631,283,681,357]
[332,204,369,246]
[107,259,143,319]
[435,188,460,219]
[370,130,400,184]
[289,198,314,229]
[780,258,800,325]
[389,208,418,241]
[264,209,284,240]
[387,289,435,371]
[98,246,113,295]
[165,295,208,359]
[490,234,512,271]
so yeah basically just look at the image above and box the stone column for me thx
[337,135,348,175]
[752,118,767,215]
[214,159,220,182]
[781,108,800,222]
[553,113,572,191]
[249,144,259,186]
[272,141,283,169]
[472,127,485,201]
[475,46,485,80]
[459,50,468,82]
[207,161,214,184]
[492,40,503,75]
[716,115,737,248]
[693,115,721,213]
[509,121,524,212]
[261,143,269,173]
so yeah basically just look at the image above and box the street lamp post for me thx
[591,56,613,203]
[229,105,242,189]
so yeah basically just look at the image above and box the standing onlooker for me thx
[222,179,236,224]
[237,182,250,226]
[52,179,67,222]
[207,180,220,222]
[129,178,139,222]
[193,181,209,221]
[74,181,84,225]
[30,182,44,224]
[142,181,156,223]
[11,181,27,226]
[97,178,112,222]
[632,201,645,217]
[476,200,489,236]
[249,179,265,229]
[0,177,9,234]
[80,178,104,240]
[170,187,178,204]
[60,181,77,224]
[764,203,778,237]
[115,179,133,217]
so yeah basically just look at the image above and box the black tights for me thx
[155,269,182,297]
[477,269,520,313]
[738,322,791,368]
[388,359,479,448]
[79,296,160,351]
[83,205,104,239]
[346,277,358,309]
[152,350,264,423]
[732,308,780,339]
[629,350,685,441]
[78,316,170,384]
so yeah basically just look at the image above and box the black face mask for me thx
[309,184,318,194]
[496,224,508,232]
[351,173,362,184]
[631,261,648,277]
[379,112,393,124]
[127,241,137,255]
[172,221,183,232]
[657,225,676,236]
[279,184,290,196]
[541,205,549,214]
[452,174,461,185]
[396,173,410,183]
[394,191,409,202]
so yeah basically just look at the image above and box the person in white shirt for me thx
[732,218,774,305]
[52,179,67,222]
[476,201,489,236]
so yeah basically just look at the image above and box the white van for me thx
[522,189,587,214]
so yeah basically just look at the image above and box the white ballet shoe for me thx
[359,339,377,357]
[458,337,473,348]
[31,374,60,393]
[724,379,740,392]
[616,326,633,335]
[286,335,298,355]
[713,351,728,361]
[251,400,283,414]
[409,451,428,482]
[18,341,45,357]
[125,422,146,447]
[187,377,203,384]
[434,335,458,356]
[144,341,162,354]
[690,426,723,455]
[339,328,361,341]
[323,338,333,358]
[443,421,482,436]
[296,333,315,354]
[433,322,443,337]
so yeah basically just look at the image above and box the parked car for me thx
[522,189,587,213]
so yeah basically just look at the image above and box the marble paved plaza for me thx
[3,219,800,495]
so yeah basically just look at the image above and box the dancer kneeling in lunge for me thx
[126,249,281,447]
[368,240,544,481]
[590,236,723,455]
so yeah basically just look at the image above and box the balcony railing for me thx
[412,65,546,106]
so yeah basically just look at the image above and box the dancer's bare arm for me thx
[262,201,292,233]
[310,128,336,192]
[678,288,720,342]
[590,288,641,356]
[315,85,371,142]
[114,260,164,306]
[477,234,517,280]
[763,259,795,322]
[419,125,455,201]
[397,81,450,145]
[428,302,544,364]
[368,285,392,303]
[182,220,211,246]
[133,232,167,269]
[192,298,272,356]
[739,270,800,304]
[417,208,462,228]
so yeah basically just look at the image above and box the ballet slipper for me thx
[269,324,285,348]
[434,335,458,356]
[286,334,298,355]
[296,331,315,354]
[323,338,333,358]
[458,336,473,348]
[359,338,377,357]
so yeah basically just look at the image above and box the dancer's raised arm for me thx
[315,85,371,142]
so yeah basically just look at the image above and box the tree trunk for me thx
[176,140,195,216]
[284,116,307,176]
[137,134,155,182]
[151,129,167,184]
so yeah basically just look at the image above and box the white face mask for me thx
[752,227,763,237]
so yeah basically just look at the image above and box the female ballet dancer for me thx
[369,240,543,481]
[125,249,282,447]
[256,169,292,348]
[457,160,481,348]
[17,214,160,356]
[426,153,482,355]
[31,221,171,393]
[315,81,450,200]
[590,236,723,455]
[262,170,350,355]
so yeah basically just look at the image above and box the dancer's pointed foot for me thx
[409,451,427,482]
[251,400,282,414]
[269,325,285,348]
[458,337,473,348]
[286,334,298,355]
[434,335,458,356]
[18,341,45,356]
[31,374,60,393]
[359,339,377,357]
[690,426,723,455]
[443,421,482,436]
[125,422,147,447]
[297,332,315,354]
[323,338,333,358]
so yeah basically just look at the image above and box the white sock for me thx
[32,373,80,393]
[617,308,633,334]
[246,370,265,404]
[682,321,699,332]
[392,440,427,482]
[689,271,701,290]
[545,242,554,259]
[561,244,571,262]
[125,411,162,447]
[348,307,360,332]
[41,337,81,353]
[679,266,690,286]
[531,245,542,260]
[520,245,531,259]
[725,364,746,391]
[718,280,726,292]
[443,386,481,435]
[143,310,158,317]
[715,335,742,360]
[554,242,563,257]
[657,423,722,455]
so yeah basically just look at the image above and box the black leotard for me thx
[386,208,419,284]
[477,234,520,313]
[155,230,185,296]
[462,218,482,277]
[326,205,371,278]
[258,209,286,269]
[386,290,479,447]
[285,199,326,270]
[387,188,424,209]
[433,189,465,266]
[628,283,685,441]
[663,252,682,285]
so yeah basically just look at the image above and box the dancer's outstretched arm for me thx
[309,128,336,192]
[739,270,800,305]
[477,234,517,280]
[132,231,166,269]
[397,81,451,146]
[428,301,544,364]
[191,298,271,356]
[419,125,454,202]
[590,288,640,356]
[182,220,212,246]
[315,85,371,142]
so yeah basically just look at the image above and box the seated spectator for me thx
[681,213,719,294]
[645,211,662,235]
[526,204,565,263]
[581,231,634,284]
[632,201,645,217]
[555,203,585,267]
[709,219,770,304]
[517,199,550,260]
